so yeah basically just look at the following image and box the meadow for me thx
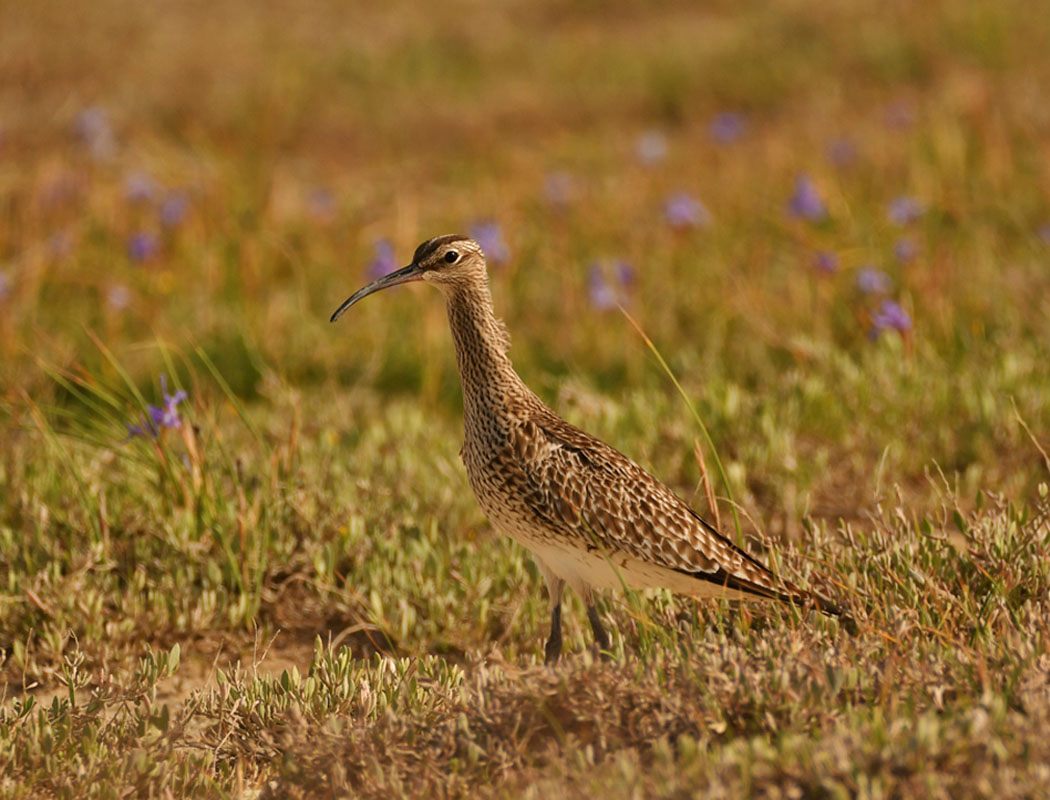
[1,0,1049,796]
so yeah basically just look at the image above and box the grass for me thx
[1,0,1049,796]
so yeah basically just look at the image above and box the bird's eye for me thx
[444,250,459,264]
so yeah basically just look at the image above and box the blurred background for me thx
[2,0,1050,696]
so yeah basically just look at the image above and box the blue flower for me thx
[306,187,336,221]
[616,261,635,287]
[160,192,190,227]
[470,221,510,265]
[40,173,79,210]
[48,231,74,259]
[127,231,159,263]
[635,131,668,166]
[887,196,924,225]
[893,238,917,263]
[663,192,710,229]
[884,100,915,130]
[588,266,617,311]
[107,284,131,310]
[124,171,158,204]
[543,171,574,208]
[857,267,892,294]
[588,260,634,311]
[367,239,398,280]
[872,300,912,336]
[73,106,116,159]
[74,107,109,139]
[709,112,747,144]
[788,175,827,221]
[813,251,839,274]
[825,138,857,168]
[127,376,188,439]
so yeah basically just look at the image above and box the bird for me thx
[331,234,855,663]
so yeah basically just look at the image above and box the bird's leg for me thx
[586,600,612,660]
[545,602,562,665]
[538,563,564,665]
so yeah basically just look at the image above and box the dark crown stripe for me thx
[413,234,471,264]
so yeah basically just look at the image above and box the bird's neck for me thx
[445,282,525,423]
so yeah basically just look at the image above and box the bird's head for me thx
[330,234,487,322]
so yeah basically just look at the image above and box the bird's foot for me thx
[544,636,562,665]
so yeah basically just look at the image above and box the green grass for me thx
[2,0,1049,796]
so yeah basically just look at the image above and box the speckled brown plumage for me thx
[331,235,854,663]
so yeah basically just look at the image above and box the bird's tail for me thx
[772,574,857,635]
[686,509,857,634]
[699,569,858,635]
[810,594,858,635]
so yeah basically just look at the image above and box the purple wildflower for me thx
[73,106,116,160]
[616,260,635,287]
[894,237,917,263]
[0,270,9,300]
[1037,224,1050,245]
[709,112,747,144]
[74,107,109,139]
[124,171,158,204]
[127,231,159,263]
[635,131,668,166]
[588,266,618,311]
[664,192,710,229]
[127,376,188,439]
[788,175,827,221]
[306,187,336,221]
[470,221,510,265]
[40,173,80,209]
[150,377,187,429]
[887,196,924,225]
[107,284,131,310]
[366,239,398,280]
[857,267,892,295]
[543,171,574,208]
[825,138,858,168]
[159,191,190,227]
[126,422,150,438]
[884,100,916,130]
[587,261,634,311]
[813,251,839,274]
[48,231,74,259]
[872,299,912,335]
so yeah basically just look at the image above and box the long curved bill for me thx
[330,262,421,322]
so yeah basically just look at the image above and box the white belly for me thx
[512,530,757,602]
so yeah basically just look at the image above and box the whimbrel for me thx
[331,235,853,663]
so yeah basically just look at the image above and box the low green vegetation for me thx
[1,0,1048,796]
